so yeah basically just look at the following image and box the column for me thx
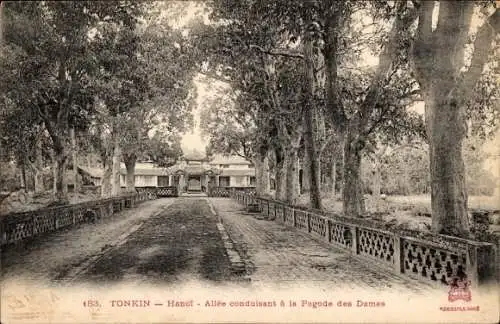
[179,174,185,192]
[168,175,172,186]
[215,175,220,187]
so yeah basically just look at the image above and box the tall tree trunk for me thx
[320,163,326,191]
[51,151,56,194]
[261,154,270,195]
[276,157,288,201]
[337,137,345,198]
[33,169,43,193]
[101,155,112,198]
[101,137,113,198]
[111,133,121,196]
[303,34,322,210]
[329,158,336,194]
[274,148,286,201]
[70,128,79,194]
[343,131,365,217]
[0,1,4,47]
[323,3,347,204]
[33,135,44,193]
[20,157,26,192]
[285,149,299,204]
[53,146,68,202]
[402,159,410,195]
[372,157,381,212]
[254,157,262,193]
[427,94,469,237]
[124,154,136,193]
[409,1,489,237]
[301,151,311,193]
[254,153,270,196]
[303,110,322,209]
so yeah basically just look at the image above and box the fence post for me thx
[466,243,496,289]
[55,214,60,230]
[393,235,403,274]
[350,225,358,254]
[307,212,311,233]
[325,219,331,243]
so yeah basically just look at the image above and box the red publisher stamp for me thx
[447,276,472,302]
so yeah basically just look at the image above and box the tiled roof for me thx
[119,168,169,176]
[182,150,207,161]
[220,169,255,176]
[209,154,252,165]
[185,165,205,174]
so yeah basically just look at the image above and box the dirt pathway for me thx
[75,198,233,286]
[209,198,434,293]
[1,198,175,285]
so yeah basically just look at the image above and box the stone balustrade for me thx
[135,186,178,198]
[0,191,154,247]
[208,186,256,198]
[230,191,498,289]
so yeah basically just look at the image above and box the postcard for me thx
[1,0,498,323]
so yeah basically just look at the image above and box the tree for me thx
[89,2,148,196]
[118,5,197,193]
[200,83,256,160]
[2,1,144,202]
[202,0,325,203]
[193,1,286,198]
[410,1,499,237]
[314,1,425,216]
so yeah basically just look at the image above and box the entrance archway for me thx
[187,175,202,192]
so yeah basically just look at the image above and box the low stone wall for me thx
[208,186,256,198]
[0,192,153,247]
[230,191,498,289]
[136,186,178,198]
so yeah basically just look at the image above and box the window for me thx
[219,176,230,187]
[158,176,169,187]
[249,176,256,186]
[231,176,245,186]
[139,175,156,187]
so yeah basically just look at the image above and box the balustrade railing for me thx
[208,186,256,197]
[135,186,178,198]
[229,191,498,289]
[0,191,155,247]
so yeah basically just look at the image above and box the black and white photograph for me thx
[0,1,499,323]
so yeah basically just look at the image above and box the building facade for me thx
[118,153,255,193]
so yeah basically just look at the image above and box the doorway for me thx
[187,175,202,192]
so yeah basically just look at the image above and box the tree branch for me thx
[360,1,418,133]
[197,71,235,85]
[461,8,500,98]
[249,44,304,59]
[411,0,435,91]
[360,104,392,139]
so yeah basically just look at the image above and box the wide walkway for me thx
[1,198,232,287]
[210,198,433,293]
[2,197,434,293]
